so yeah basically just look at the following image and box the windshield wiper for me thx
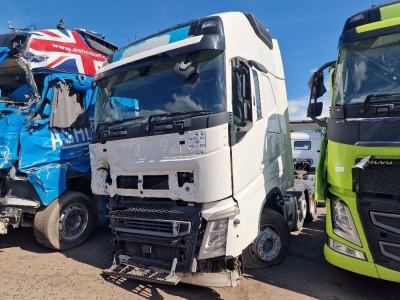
[360,93,400,115]
[97,116,145,129]
[145,110,212,132]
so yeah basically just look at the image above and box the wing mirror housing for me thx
[307,60,335,127]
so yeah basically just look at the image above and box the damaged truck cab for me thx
[91,12,305,287]
[0,26,116,249]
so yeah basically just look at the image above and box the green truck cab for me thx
[308,2,400,282]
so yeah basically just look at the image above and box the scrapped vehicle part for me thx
[0,23,117,249]
[91,11,301,287]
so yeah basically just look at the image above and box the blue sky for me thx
[0,0,390,120]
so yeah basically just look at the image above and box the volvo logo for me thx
[369,160,393,165]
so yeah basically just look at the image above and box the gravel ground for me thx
[0,208,399,300]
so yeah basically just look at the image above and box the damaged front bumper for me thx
[103,251,240,287]
[0,196,40,234]
[104,196,242,287]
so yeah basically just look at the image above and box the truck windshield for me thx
[95,50,225,130]
[0,34,32,104]
[334,32,400,105]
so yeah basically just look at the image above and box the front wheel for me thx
[242,208,290,269]
[34,191,95,250]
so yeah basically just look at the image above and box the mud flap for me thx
[102,252,181,285]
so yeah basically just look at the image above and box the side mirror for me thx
[308,71,327,100]
[306,60,335,127]
[307,102,323,118]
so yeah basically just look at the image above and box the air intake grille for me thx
[354,158,400,195]
[354,158,400,271]
[358,196,400,272]
[109,216,191,237]
[108,198,202,273]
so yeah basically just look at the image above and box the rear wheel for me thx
[34,191,95,250]
[305,193,317,223]
[242,208,290,269]
[294,194,307,231]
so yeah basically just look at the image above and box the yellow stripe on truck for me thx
[356,16,400,33]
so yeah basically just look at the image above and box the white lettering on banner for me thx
[73,128,86,142]
[51,130,63,151]
[51,43,105,59]
[50,128,91,150]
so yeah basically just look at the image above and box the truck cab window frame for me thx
[232,58,252,127]
[252,69,262,120]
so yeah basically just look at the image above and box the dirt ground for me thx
[1,208,399,300]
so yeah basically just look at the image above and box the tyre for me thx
[294,195,307,231]
[242,208,290,269]
[34,191,95,250]
[305,193,318,223]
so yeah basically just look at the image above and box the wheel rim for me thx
[309,199,317,215]
[59,204,89,240]
[299,199,307,221]
[252,227,281,262]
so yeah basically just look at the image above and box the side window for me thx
[294,141,311,150]
[252,69,262,120]
[50,81,89,129]
[232,59,252,126]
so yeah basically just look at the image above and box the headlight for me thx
[332,199,362,246]
[329,238,366,260]
[198,218,229,260]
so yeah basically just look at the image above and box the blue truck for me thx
[0,22,117,250]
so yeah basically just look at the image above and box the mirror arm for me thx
[311,115,327,127]
[316,60,336,74]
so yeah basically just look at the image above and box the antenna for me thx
[371,0,375,7]
[26,8,36,30]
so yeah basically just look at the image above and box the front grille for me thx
[108,199,202,273]
[354,157,400,271]
[379,242,400,263]
[109,215,191,237]
[358,196,400,272]
[370,212,400,235]
[354,158,400,195]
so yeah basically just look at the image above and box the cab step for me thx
[102,254,180,285]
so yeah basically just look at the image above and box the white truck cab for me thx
[291,130,322,173]
[90,12,310,287]
[290,126,323,208]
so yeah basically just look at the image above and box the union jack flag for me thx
[28,29,106,76]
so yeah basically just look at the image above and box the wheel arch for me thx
[261,186,285,217]
[66,174,92,197]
